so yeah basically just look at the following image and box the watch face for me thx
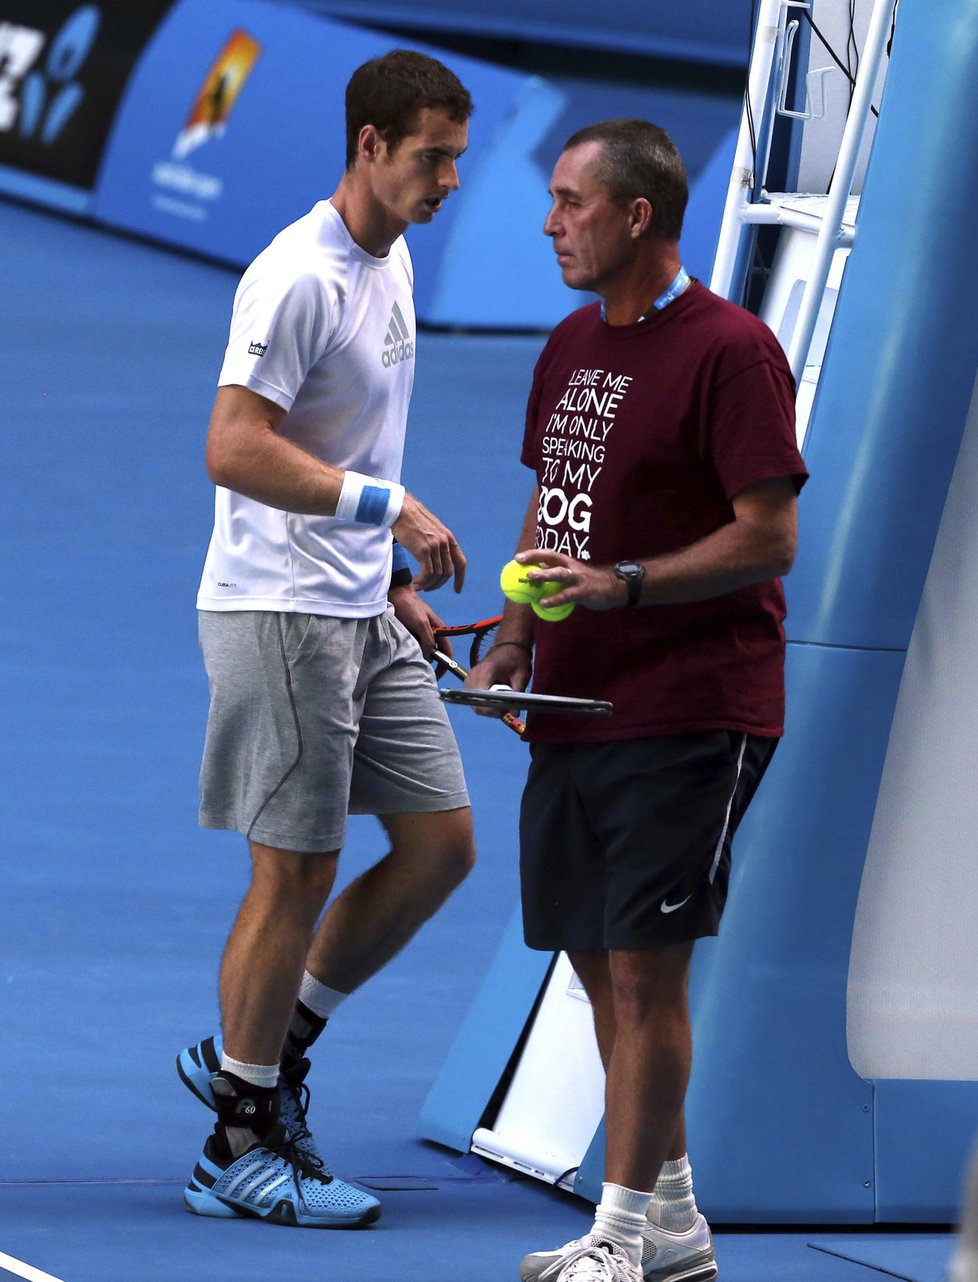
[614,560,644,606]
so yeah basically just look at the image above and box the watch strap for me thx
[613,561,644,608]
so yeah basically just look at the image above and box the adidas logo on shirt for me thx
[382,301,415,367]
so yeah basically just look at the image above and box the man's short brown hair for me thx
[345,49,473,168]
[564,118,688,241]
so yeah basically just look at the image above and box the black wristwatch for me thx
[613,560,645,608]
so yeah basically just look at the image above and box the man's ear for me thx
[357,123,382,163]
[629,197,654,238]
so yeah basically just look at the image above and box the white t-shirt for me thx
[196,200,416,617]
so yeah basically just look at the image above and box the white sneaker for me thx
[520,1218,717,1282]
[641,1215,717,1282]
[520,1236,641,1282]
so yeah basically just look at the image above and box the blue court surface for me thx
[0,198,957,1282]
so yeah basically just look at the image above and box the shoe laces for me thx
[280,1057,312,1121]
[262,1122,333,1195]
[548,1241,640,1282]
[539,1238,590,1281]
[279,1058,333,1172]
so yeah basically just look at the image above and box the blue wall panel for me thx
[788,4,978,650]
[293,0,754,66]
[873,1081,978,1223]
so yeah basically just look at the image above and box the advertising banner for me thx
[0,1,175,209]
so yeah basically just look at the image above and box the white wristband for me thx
[335,471,405,528]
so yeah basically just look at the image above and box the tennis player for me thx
[179,50,475,1229]
[470,120,808,1282]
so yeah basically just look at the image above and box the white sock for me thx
[593,1182,653,1269]
[219,1052,280,1089]
[299,971,349,1019]
[648,1155,698,1232]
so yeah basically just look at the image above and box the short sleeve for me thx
[521,347,550,471]
[218,267,331,411]
[707,339,808,500]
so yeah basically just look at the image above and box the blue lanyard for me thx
[650,266,690,311]
[600,267,690,322]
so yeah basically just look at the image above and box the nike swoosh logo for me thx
[660,894,692,914]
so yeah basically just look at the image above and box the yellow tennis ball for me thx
[500,560,575,620]
[500,559,545,605]
[533,597,575,622]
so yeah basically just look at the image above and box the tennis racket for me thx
[441,688,613,717]
[432,616,525,735]
[432,617,613,727]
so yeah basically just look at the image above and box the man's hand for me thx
[388,585,446,659]
[393,494,466,593]
[467,637,533,719]
[516,550,625,611]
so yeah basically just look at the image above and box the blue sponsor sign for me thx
[0,0,174,211]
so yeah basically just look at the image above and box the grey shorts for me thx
[519,732,777,951]
[198,609,470,852]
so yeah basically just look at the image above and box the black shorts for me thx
[519,732,777,951]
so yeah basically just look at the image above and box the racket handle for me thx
[433,650,525,736]
[433,649,469,682]
[503,710,526,735]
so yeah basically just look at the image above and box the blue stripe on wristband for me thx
[355,485,391,526]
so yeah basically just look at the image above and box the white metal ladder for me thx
[709,0,898,385]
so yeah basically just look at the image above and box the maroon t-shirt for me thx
[521,281,808,742]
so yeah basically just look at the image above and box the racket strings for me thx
[431,615,502,670]
[469,622,500,668]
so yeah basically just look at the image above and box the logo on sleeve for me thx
[381,301,415,367]
[248,340,267,356]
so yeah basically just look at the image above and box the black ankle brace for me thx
[213,1072,279,1139]
[281,1000,327,1073]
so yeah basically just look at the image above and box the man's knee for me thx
[438,811,477,885]
[569,950,612,1001]
[382,807,476,886]
[608,944,693,1022]
[248,842,339,909]
[440,838,476,888]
